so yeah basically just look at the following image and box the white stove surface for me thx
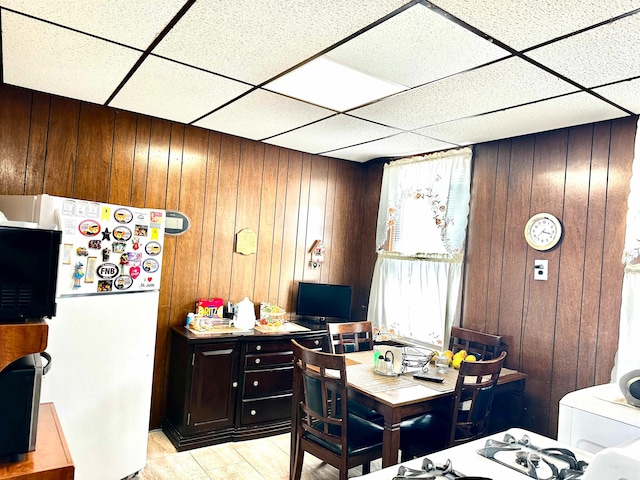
[356,428,594,480]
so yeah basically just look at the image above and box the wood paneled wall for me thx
[462,117,637,437]
[3,83,637,439]
[0,84,373,428]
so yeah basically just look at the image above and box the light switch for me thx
[534,260,548,281]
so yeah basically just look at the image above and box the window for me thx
[368,147,472,349]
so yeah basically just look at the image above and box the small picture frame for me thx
[85,257,96,283]
[62,244,73,264]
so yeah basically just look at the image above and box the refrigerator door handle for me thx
[41,351,52,375]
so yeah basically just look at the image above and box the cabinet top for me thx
[172,321,328,343]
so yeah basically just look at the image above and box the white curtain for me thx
[613,118,640,382]
[368,148,472,349]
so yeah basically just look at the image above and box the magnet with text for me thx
[114,208,133,224]
[78,219,101,237]
[129,266,141,279]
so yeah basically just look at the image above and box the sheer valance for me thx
[376,147,472,259]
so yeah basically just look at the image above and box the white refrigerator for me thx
[0,194,165,480]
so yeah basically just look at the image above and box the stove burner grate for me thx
[391,457,493,480]
[476,434,588,480]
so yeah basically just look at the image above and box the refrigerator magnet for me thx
[85,257,96,283]
[79,219,101,237]
[113,226,132,241]
[63,244,72,264]
[97,280,112,292]
[145,241,161,255]
[114,208,133,224]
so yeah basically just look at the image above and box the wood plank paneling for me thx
[253,144,280,305]
[25,92,51,195]
[109,110,137,205]
[210,134,241,302]
[464,118,636,436]
[75,103,114,201]
[43,96,80,197]
[597,116,636,382]
[549,124,592,436]
[230,139,264,301]
[0,86,31,194]
[196,131,221,299]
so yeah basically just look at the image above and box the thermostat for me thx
[165,210,191,235]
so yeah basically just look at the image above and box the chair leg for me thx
[362,462,371,474]
[291,446,304,480]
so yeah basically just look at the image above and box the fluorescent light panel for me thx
[264,56,408,112]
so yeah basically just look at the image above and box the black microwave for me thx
[0,226,61,321]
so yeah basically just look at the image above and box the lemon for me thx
[443,350,454,360]
[452,357,463,369]
[465,355,477,362]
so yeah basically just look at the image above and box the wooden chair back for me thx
[448,351,507,447]
[290,340,382,480]
[327,321,374,354]
[449,326,503,360]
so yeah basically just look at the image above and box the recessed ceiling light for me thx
[264,55,408,112]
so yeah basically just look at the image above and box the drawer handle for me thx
[251,409,257,416]
[256,345,262,351]
[253,380,259,387]
[314,340,320,345]
[232,381,238,388]
[255,358,261,364]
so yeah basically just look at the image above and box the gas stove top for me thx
[475,433,588,479]
[356,429,594,480]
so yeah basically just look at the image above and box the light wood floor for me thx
[139,429,384,480]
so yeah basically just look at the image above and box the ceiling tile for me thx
[414,92,626,146]
[327,3,509,88]
[0,0,185,49]
[326,132,457,162]
[264,115,401,154]
[429,0,640,50]
[1,12,142,104]
[526,13,640,88]
[194,89,334,140]
[594,78,640,114]
[151,0,412,85]
[110,55,252,124]
[350,57,578,130]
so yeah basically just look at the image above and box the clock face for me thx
[524,213,562,250]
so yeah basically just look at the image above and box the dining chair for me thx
[326,321,384,424]
[400,351,508,461]
[290,339,384,480]
[449,326,503,360]
[327,321,374,354]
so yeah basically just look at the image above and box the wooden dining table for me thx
[344,350,526,467]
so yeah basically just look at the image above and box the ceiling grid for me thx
[1,0,638,162]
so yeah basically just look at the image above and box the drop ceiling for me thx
[1,0,639,162]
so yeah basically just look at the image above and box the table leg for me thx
[382,413,401,467]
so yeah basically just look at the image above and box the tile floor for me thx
[139,429,383,480]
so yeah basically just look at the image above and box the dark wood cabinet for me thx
[163,325,326,451]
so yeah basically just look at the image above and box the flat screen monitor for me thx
[296,282,352,323]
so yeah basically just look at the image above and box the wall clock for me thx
[524,212,562,251]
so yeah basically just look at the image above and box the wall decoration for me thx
[236,228,257,255]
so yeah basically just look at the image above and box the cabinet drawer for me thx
[245,339,292,354]
[245,351,292,369]
[244,366,293,398]
[296,336,324,350]
[241,395,292,425]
